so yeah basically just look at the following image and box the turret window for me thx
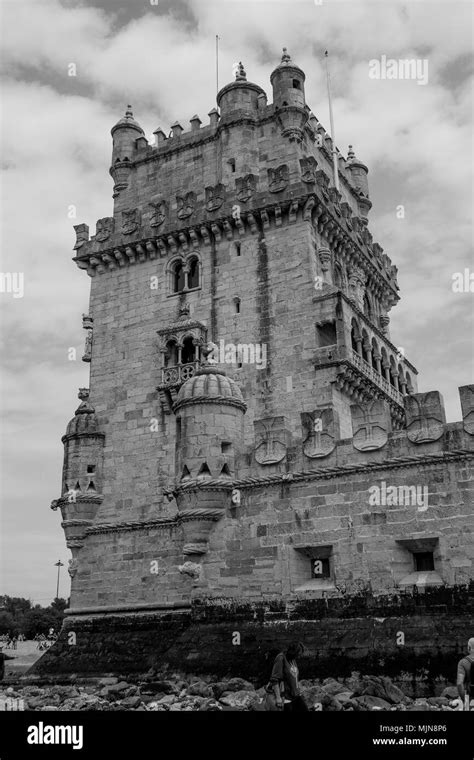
[188,257,199,289]
[173,261,185,293]
[292,79,301,90]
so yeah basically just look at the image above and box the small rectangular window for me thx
[311,557,330,578]
[414,552,434,572]
[228,159,236,173]
[293,79,300,90]
[317,322,337,347]
[87,465,96,474]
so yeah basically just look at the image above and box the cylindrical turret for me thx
[172,367,247,556]
[217,62,266,118]
[270,48,306,109]
[110,105,144,164]
[347,144,370,199]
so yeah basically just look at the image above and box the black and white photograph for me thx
[0,0,473,755]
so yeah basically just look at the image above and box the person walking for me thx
[457,637,474,711]
[264,642,308,711]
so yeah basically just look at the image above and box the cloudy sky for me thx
[0,0,472,605]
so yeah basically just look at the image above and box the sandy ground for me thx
[1,640,46,678]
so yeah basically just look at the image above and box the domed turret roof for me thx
[64,389,102,438]
[111,105,144,136]
[270,47,305,82]
[175,367,246,409]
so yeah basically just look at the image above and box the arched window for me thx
[187,257,199,289]
[361,329,370,362]
[164,340,178,367]
[371,338,379,371]
[181,337,195,365]
[351,319,361,354]
[364,294,373,321]
[334,262,344,290]
[173,261,185,293]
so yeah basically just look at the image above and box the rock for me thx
[99,677,119,686]
[441,686,459,699]
[120,696,142,708]
[142,680,178,695]
[352,695,392,711]
[157,695,176,706]
[299,684,326,707]
[334,691,353,704]
[428,697,449,707]
[213,678,254,698]
[219,690,257,710]
[187,681,213,698]
[321,694,342,711]
[379,677,409,705]
[198,698,222,711]
[322,679,347,696]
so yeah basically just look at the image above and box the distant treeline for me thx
[0,596,69,638]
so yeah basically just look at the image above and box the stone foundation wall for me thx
[31,584,473,682]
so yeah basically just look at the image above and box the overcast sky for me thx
[0,0,472,605]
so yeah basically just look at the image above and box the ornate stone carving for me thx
[268,165,289,193]
[348,265,366,310]
[459,384,474,435]
[178,561,201,578]
[351,400,389,451]
[405,391,446,443]
[236,174,257,203]
[149,199,167,227]
[315,169,330,201]
[177,192,196,220]
[301,408,338,458]
[82,313,93,363]
[121,208,140,235]
[300,156,318,183]
[205,183,225,212]
[73,223,89,250]
[254,417,288,464]
[68,558,79,578]
[95,217,114,243]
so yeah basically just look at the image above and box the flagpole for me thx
[216,35,219,95]
[325,50,340,193]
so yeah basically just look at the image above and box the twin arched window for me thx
[171,256,200,294]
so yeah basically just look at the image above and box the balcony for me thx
[314,344,404,406]
[160,361,201,386]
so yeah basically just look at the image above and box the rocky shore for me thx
[1,672,471,711]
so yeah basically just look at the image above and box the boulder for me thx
[219,690,256,710]
[299,684,326,707]
[187,681,213,698]
[321,694,342,712]
[322,679,348,696]
[99,677,119,686]
[352,695,392,711]
[142,680,178,695]
[120,696,142,708]
[213,678,254,698]
[428,697,450,707]
[441,686,459,699]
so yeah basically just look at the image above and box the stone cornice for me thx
[85,507,223,536]
[65,602,191,616]
[73,191,399,302]
[173,395,248,413]
[230,449,474,490]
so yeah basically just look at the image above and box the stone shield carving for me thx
[95,217,114,243]
[254,417,287,465]
[121,208,140,235]
[459,384,474,435]
[268,165,289,193]
[177,192,196,220]
[300,156,318,184]
[404,391,446,443]
[236,174,257,203]
[301,408,337,458]
[351,400,389,451]
[149,200,167,228]
[205,183,225,212]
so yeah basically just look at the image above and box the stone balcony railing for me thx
[160,361,200,386]
[314,344,404,406]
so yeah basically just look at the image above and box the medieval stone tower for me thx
[40,51,473,678]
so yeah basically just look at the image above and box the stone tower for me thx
[41,50,473,679]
